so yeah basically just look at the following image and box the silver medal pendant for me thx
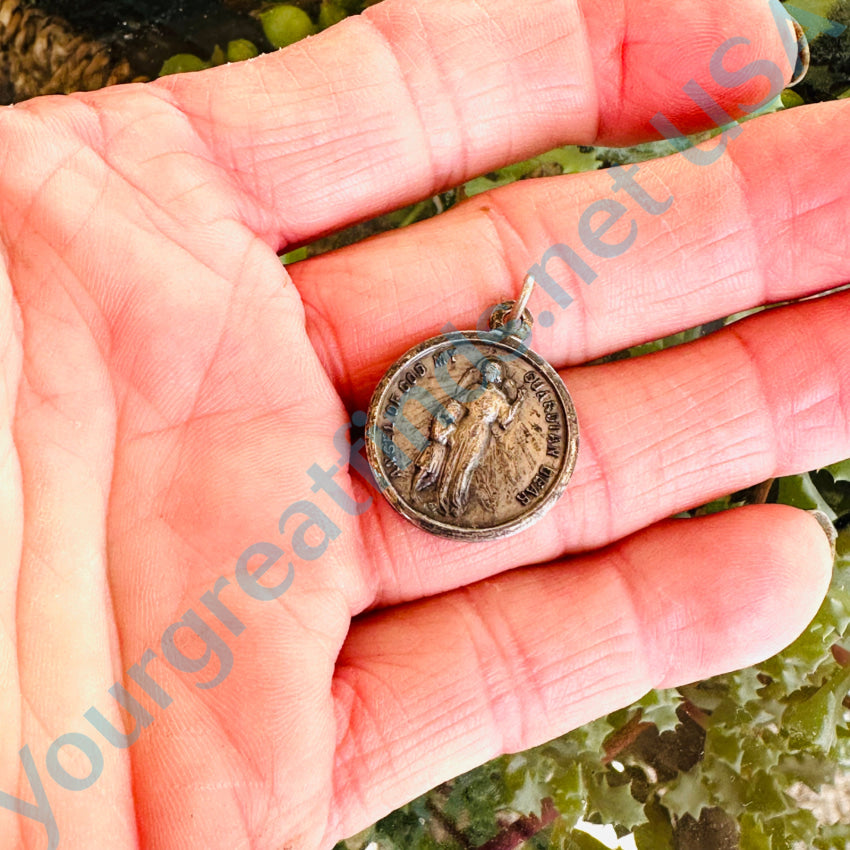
[365,275,579,540]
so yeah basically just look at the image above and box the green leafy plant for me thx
[258,4,317,48]
[159,40,259,76]
[158,0,357,77]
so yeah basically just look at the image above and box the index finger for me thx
[137,0,800,247]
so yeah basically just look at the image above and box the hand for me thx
[0,0,845,847]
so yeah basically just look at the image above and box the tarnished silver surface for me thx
[365,289,578,540]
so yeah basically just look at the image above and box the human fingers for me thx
[297,98,850,410]
[347,289,850,607]
[328,504,831,844]
[142,0,800,247]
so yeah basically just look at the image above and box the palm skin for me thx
[0,0,847,848]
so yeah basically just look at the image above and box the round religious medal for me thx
[365,276,579,540]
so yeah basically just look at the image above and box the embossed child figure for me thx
[412,360,525,517]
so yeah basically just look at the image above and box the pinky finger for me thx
[327,504,832,844]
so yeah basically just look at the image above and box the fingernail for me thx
[806,509,836,560]
[788,18,810,87]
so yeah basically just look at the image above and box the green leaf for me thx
[678,680,728,713]
[781,88,805,108]
[776,472,836,517]
[508,769,547,816]
[560,830,617,850]
[690,493,738,516]
[662,768,708,820]
[778,806,819,845]
[703,755,748,816]
[319,0,348,28]
[785,0,841,21]
[549,761,585,829]
[281,246,308,264]
[158,53,211,76]
[542,146,601,174]
[825,456,850,482]
[374,804,436,850]
[585,770,646,830]
[780,609,839,670]
[782,664,850,751]
[439,760,514,845]
[633,800,674,850]
[566,716,615,757]
[836,526,850,565]
[332,826,368,849]
[784,0,845,39]
[227,39,260,62]
[728,669,767,712]
[739,813,771,850]
[463,146,600,197]
[748,771,792,817]
[704,727,744,771]
[635,690,681,733]
[740,734,782,773]
[811,468,850,516]
[777,751,837,789]
[784,688,839,753]
[812,821,850,848]
[260,5,317,48]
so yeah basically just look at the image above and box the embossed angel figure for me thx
[412,360,524,517]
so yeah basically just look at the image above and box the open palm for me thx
[0,0,846,847]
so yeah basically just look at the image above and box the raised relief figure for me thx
[413,360,525,517]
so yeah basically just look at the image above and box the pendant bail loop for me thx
[488,273,535,339]
[507,273,535,325]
